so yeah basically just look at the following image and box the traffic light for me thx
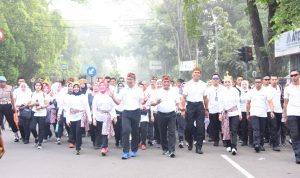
[237,47,246,62]
[237,46,253,63]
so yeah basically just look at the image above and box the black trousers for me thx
[209,113,220,143]
[113,113,122,145]
[30,116,46,145]
[158,111,176,152]
[0,104,18,132]
[18,116,31,141]
[270,112,282,147]
[176,113,186,141]
[287,116,300,159]
[147,110,154,142]
[89,123,96,144]
[265,112,271,141]
[122,109,141,153]
[44,123,53,139]
[185,101,205,148]
[251,116,267,147]
[154,113,161,144]
[70,120,82,151]
[139,121,148,145]
[240,112,249,143]
[95,121,108,148]
[56,117,66,139]
[224,115,240,149]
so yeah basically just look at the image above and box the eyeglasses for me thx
[290,74,299,77]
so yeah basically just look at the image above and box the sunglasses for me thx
[255,81,262,83]
[263,79,270,81]
[290,74,299,77]
[212,77,219,80]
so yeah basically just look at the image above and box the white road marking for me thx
[221,154,256,178]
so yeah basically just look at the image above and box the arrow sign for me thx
[87,66,97,77]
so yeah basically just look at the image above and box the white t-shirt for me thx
[65,94,92,122]
[240,89,248,112]
[205,85,224,114]
[118,86,144,111]
[92,93,116,122]
[156,88,179,113]
[219,87,241,117]
[284,84,300,116]
[262,85,272,112]
[14,88,32,107]
[31,92,50,117]
[183,80,207,102]
[270,85,283,113]
[247,88,272,117]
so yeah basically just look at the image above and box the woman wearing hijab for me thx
[14,82,32,144]
[65,82,92,155]
[92,81,116,156]
[88,82,100,148]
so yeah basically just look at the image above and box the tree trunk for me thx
[247,0,269,76]
[267,1,282,75]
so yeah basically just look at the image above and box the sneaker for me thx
[101,148,108,156]
[168,152,175,158]
[23,140,29,144]
[148,140,154,146]
[273,146,280,152]
[296,158,300,164]
[14,136,19,142]
[231,148,237,155]
[121,152,130,160]
[195,147,203,154]
[288,139,292,145]
[254,145,260,153]
[179,141,184,148]
[141,144,146,150]
[162,150,169,155]
[37,144,42,149]
[226,147,231,152]
[76,150,80,155]
[56,138,61,145]
[69,143,75,148]
[33,139,38,147]
[131,151,137,157]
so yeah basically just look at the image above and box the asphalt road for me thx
[0,130,299,178]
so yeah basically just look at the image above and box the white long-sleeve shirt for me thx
[92,93,116,122]
[65,94,92,123]
[219,87,241,117]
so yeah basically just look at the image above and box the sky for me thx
[50,0,152,46]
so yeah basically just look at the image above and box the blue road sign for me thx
[87,66,97,77]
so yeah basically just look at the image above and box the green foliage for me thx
[0,0,79,84]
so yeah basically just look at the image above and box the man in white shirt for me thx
[269,74,283,151]
[283,69,300,164]
[262,75,272,144]
[246,77,274,153]
[181,67,208,154]
[206,74,223,146]
[152,75,179,158]
[110,72,145,159]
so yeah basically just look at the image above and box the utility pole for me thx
[214,20,219,74]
